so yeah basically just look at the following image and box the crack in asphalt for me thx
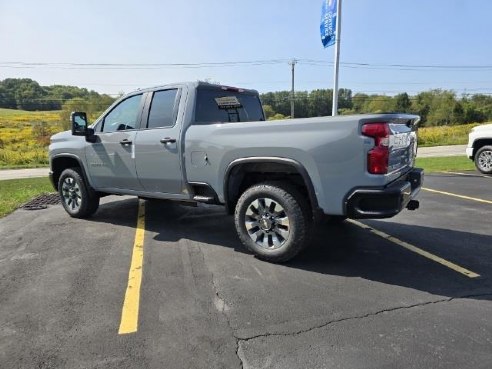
[194,224,491,366]
[212,278,244,369]
[213,284,244,369]
[197,243,244,369]
[235,292,492,343]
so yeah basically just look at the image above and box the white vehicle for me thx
[466,123,492,174]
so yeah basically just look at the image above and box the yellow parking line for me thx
[348,219,480,279]
[423,187,492,205]
[118,199,146,334]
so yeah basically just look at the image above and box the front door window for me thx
[102,94,143,133]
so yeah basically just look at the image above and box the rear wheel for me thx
[474,145,492,174]
[234,182,312,262]
[59,168,99,218]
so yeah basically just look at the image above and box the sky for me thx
[1,0,491,97]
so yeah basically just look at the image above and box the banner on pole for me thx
[320,0,337,48]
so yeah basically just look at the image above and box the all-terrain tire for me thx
[474,145,492,175]
[234,182,312,262]
[58,168,99,218]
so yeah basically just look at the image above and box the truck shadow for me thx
[92,197,492,301]
[297,220,492,300]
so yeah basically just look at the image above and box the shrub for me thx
[418,123,482,147]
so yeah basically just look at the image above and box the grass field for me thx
[0,108,61,121]
[0,177,55,217]
[0,108,64,168]
[0,107,488,168]
[415,155,476,173]
[418,123,480,147]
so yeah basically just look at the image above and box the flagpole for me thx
[332,0,342,116]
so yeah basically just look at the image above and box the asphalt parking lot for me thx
[1,172,491,369]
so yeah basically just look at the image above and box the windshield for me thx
[194,88,265,124]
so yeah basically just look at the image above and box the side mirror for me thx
[71,112,88,136]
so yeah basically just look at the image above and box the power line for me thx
[1,59,492,71]
[0,59,290,66]
[298,59,492,70]
[0,59,291,70]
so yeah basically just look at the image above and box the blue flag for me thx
[320,0,337,48]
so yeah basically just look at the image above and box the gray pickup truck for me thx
[49,81,423,262]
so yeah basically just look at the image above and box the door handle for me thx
[119,139,132,145]
[160,137,176,144]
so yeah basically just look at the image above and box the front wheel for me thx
[474,145,492,174]
[234,182,312,263]
[58,168,99,218]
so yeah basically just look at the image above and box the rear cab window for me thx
[194,86,265,124]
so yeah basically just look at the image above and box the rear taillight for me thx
[362,122,390,174]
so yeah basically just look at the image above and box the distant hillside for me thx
[260,89,492,127]
[0,78,115,111]
[1,78,492,127]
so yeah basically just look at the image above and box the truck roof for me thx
[125,81,259,97]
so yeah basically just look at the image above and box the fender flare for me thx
[51,153,93,190]
[223,156,319,213]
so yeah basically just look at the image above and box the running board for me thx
[192,195,215,204]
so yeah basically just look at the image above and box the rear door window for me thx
[194,88,264,124]
[147,89,179,129]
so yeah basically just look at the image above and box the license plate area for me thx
[388,124,417,173]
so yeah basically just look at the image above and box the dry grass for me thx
[0,108,488,166]
[418,123,481,147]
[0,108,65,167]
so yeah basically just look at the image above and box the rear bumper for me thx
[345,168,424,219]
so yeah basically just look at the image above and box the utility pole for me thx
[289,59,297,118]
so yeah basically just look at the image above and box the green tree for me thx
[260,91,290,116]
[0,78,115,112]
[0,84,16,108]
[293,91,309,118]
[395,92,412,113]
[260,92,276,107]
[352,93,369,113]
[462,101,485,123]
[424,90,457,125]
[451,102,465,124]
[308,89,332,116]
[412,91,435,126]
[467,94,492,122]
[59,97,114,130]
[260,88,355,118]
[364,95,395,113]
[1,78,47,110]
[338,88,353,111]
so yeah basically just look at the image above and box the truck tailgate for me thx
[388,121,418,174]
